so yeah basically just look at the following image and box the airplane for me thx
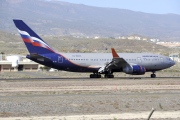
[13,19,175,78]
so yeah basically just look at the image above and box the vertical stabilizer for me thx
[13,19,55,54]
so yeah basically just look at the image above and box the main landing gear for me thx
[104,74,114,78]
[89,72,114,78]
[90,73,101,78]
[151,72,156,78]
[104,71,114,78]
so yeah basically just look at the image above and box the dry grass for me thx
[0,31,179,55]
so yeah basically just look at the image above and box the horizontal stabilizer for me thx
[26,54,52,63]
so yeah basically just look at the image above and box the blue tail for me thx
[13,19,55,54]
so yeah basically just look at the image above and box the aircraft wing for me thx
[98,48,129,73]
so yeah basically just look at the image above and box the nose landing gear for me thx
[151,72,156,78]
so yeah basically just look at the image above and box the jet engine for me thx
[123,65,146,75]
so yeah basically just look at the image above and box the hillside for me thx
[1,0,180,41]
[0,31,178,55]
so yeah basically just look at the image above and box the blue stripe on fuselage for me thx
[40,53,99,72]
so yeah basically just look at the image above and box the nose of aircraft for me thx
[166,57,175,67]
[171,59,175,66]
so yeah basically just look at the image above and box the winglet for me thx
[111,48,119,58]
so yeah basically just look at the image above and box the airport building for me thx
[0,54,39,72]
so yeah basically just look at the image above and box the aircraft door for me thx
[53,54,63,64]
[58,56,63,63]
[137,57,142,63]
[160,57,164,63]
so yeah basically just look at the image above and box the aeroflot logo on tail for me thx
[17,29,54,52]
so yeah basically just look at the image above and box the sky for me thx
[56,0,180,15]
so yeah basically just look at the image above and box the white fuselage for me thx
[57,52,175,72]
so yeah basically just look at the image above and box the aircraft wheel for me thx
[110,74,114,78]
[104,74,114,78]
[90,74,101,78]
[104,74,108,78]
[151,74,156,78]
[90,74,94,78]
[97,74,101,78]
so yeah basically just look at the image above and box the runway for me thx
[1,70,180,80]
[0,75,180,119]
[1,76,180,81]
[0,71,180,119]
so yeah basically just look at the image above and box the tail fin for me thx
[13,19,55,54]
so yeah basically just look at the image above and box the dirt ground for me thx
[0,71,180,120]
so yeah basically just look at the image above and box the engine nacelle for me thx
[123,65,146,75]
